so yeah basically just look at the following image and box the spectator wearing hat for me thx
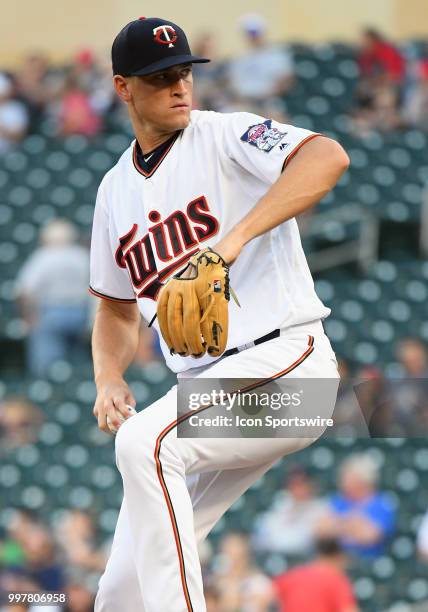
[227,14,294,112]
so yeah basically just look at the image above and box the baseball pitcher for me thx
[90,16,349,612]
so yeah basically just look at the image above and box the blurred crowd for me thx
[1,13,428,612]
[2,326,427,448]
[0,508,108,612]
[353,28,428,135]
[2,449,428,611]
[335,338,428,437]
[0,47,115,154]
[1,200,427,612]
[0,454,389,611]
[1,18,428,154]
[9,218,162,377]
[5,209,428,420]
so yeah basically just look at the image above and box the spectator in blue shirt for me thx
[316,453,396,558]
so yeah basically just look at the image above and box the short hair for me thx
[316,537,344,557]
[362,27,382,41]
[40,219,77,246]
[340,453,379,486]
[397,337,427,355]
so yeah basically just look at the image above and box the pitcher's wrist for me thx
[94,370,125,390]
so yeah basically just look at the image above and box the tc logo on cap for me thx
[153,25,177,48]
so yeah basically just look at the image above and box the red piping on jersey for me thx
[153,335,315,611]
[132,132,181,178]
[282,133,323,170]
[88,286,137,303]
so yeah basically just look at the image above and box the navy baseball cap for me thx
[112,17,210,76]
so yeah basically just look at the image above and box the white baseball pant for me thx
[94,319,339,612]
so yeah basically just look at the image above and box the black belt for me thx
[223,329,280,358]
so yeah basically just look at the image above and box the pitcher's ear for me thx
[113,75,131,102]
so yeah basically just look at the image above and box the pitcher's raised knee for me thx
[115,411,154,469]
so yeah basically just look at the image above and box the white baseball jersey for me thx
[89,110,330,373]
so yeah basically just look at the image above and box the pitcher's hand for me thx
[93,377,136,434]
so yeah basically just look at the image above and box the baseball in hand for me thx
[107,404,137,434]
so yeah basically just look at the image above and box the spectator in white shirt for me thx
[227,14,294,110]
[15,219,90,376]
[252,466,327,557]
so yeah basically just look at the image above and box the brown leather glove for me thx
[156,248,233,358]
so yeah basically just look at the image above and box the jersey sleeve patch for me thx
[240,119,287,153]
